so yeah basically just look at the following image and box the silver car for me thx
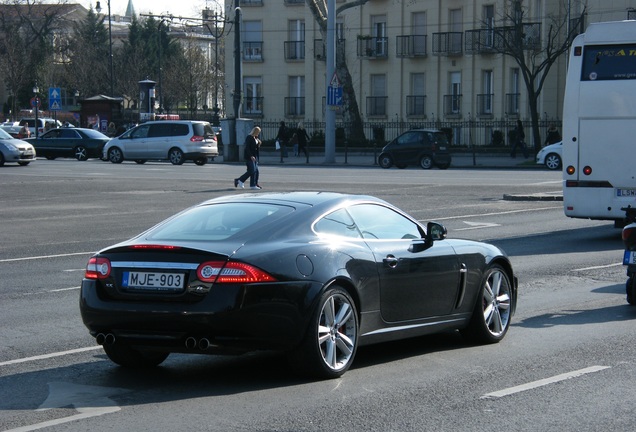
[0,128,36,166]
[535,141,562,170]
[103,120,218,166]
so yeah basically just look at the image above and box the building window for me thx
[477,70,494,116]
[286,76,305,116]
[285,20,305,60]
[506,68,520,116]
[243,77,263,116]
[242,21,263,61]
[407,73,426,117]
[367,74,387,116]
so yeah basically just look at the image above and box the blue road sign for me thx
[49,87,61,111]
[327,86,342,106]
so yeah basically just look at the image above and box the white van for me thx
[103,120,218,165]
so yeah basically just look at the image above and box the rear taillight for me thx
[190,135,204,142]
[196,261,277,283]
[623,224,636,250]
[85,257,111,279]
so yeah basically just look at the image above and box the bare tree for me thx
[0,1,64,117]
[485,1,585,153]
[306,0,370,143]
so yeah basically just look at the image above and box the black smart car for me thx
[378,128,451,169]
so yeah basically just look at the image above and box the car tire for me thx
[419,155,433,169]
[108,147,124,164]
[194,157,207,166]
[46,156,56,160]
[544,153,562,170]
[378,153,393,169]
[626,277,636,306]
[0,154,5,166]
[460,264,513,344]
[289,286,358,379]
[74,146,88,161]
[169,148,185,165]
[134,160,147,164]
[18,162,30,166]
[103,343,169,368]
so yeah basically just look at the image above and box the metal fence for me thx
[252,118,561,151]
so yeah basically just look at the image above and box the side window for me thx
[171,124,190,137]
[314,208,362,238]
[131,125,150,139]
[347,204,423,240]
[60,129,80,138]
[148,123,172,137]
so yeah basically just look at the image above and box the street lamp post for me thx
[32,83,39,138]
[96,0,114,97]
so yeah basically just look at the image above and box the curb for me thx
[503,193,563,201]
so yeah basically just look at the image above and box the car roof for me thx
[199,191,385,208]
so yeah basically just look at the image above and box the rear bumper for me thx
[79,279,321,353]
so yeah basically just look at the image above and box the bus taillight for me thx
[583,166,592,175]
[566,165,576,175]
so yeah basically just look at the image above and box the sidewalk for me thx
[235,150,540,169]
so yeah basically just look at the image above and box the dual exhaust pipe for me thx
[95,333,116,345]
[185,337,214,350]
[96,333,213,351]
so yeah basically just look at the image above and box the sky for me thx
[80,0,220,19]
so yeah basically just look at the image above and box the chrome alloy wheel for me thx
[317,292,357,372]
[482,268,512,337]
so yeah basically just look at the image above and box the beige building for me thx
[224,0,635,143]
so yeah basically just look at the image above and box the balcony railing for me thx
[243,42,263,61]
[505,93,520,116]
[242,96,264,116]
[396,35,427,57]
[284,0,304,4]
[432,32,463,56]
[366,96,388,116]
[465,29,497,54]
[241,0,263,5]
[501,22,541,51]
[284,97,305,117]
[443,94,462,116]
[284,41,305,60]
[476,93,494,116]
[314,38,346,61]
[357,36,388,58]
[406,95,426,117]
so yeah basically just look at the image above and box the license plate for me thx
[617,188,636,197]
[623,250,636,265]
[122,271,184,291]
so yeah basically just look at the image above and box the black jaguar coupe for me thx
[80,192,517,379]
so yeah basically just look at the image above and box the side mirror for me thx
[427,222,447,242]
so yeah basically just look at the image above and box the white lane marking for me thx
[480,365,610,399]
[432,206,561,221]
[0,252,94,263]
[573,263,622,271]
[4,382,127,432]
[49,286,81,293]
[455,221,501,231]
[0,346,101,367]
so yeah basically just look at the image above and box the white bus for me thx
[562,20,636,226]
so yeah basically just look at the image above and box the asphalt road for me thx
[0,159,632,432]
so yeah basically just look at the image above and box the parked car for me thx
[19,118,62,137]
[80,192,517,379]
[535,141,562,170]
[0,128,36,166]
[0,121,22,138]
[25,127,111,161]
[378,128,452,169]
[103,120,218,165]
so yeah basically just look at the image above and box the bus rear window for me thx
[581,44,636,81]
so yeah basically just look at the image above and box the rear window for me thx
[581,44,636,81]
[192,123,215,138]
[145,203,294,241]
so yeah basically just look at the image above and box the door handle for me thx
[384,255,398,268]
